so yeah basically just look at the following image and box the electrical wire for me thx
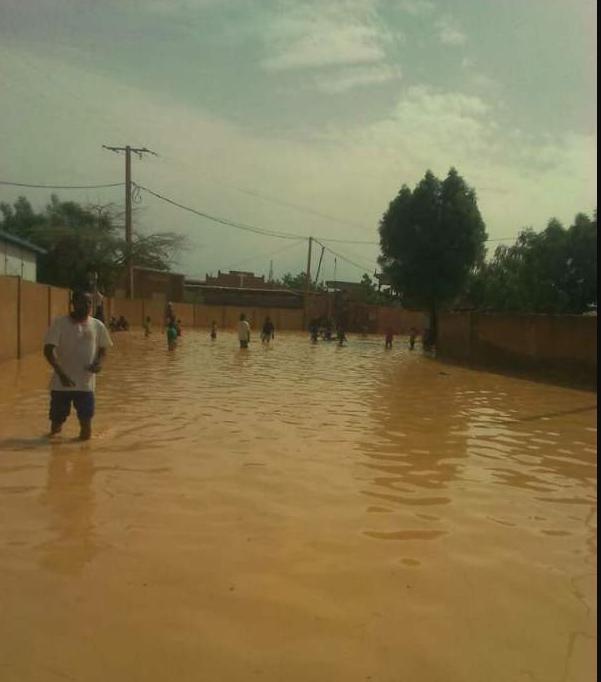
[0,180,124,189]
[315,239,379,275]
[222,238,306,272]
[135,183,307,241]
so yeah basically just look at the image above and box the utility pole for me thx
[102,144,157,298]
[303,236,313,329]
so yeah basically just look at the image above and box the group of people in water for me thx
[99,301,423,354]
[158,303,422,352]
[308,318,346,345]
[42,291,427,440]
[107,315,130,332]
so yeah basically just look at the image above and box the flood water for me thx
[0,330,596,682]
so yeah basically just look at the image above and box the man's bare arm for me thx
[88,346,107,373]
[43,344,75,387]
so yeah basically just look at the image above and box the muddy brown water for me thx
[0,331,596,682]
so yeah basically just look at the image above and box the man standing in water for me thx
[408,326,418,350]
[385,327,394,349]
[261,316,275,344]
[43,290,112,441]
[238,313,251,349]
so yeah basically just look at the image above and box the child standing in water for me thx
[166,321,178,350]
[385,327,394,349]
[238,313,251,349]
[336,324,347,347]
[409,326,418,350]
[143,316,152,337]
[210,321,217,340]
[261,316,275,344]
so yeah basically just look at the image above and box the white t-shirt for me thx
[238,319,250,341]
[44,315,113,392]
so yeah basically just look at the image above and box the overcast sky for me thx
[0,0,597,281]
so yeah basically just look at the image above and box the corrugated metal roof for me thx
[0,229,47,255]
[132,265,185,276]
[185,283,302,296]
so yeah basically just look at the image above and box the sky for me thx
[0,0,597,282]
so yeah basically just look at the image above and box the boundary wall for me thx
[1,276,420,361]
[438,311,597,388]
[2,276,596,388]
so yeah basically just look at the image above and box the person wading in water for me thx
[43,290,112,441]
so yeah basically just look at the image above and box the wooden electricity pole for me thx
[303,236,313,329]
[102,144,156,298]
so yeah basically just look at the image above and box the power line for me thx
[157,151,371,235]
[321,235,519,245]
[0,180,124,190]
[135,183,306,241]
[320,237,378,245]
[0,178,522,253]
[315,239,379,275]
[103,145,158,299]
[222,238,306,272]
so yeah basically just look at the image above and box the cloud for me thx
[134,0,224,12]
[261,3,393,72]
[0,45,596,280]
[437,17,466,46]
[322,85,596,241]
[314,64,400,93]
[399,0,435,16]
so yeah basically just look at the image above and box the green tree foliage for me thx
[278,271,325,291]
[0,195,186,292]
[378,168,487,336]
[357,273,393,305]
[468,211,597,313]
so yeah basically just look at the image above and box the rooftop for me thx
[0,229,47,255]
[184,283,302,296]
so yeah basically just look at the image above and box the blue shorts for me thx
[49,391,95,423]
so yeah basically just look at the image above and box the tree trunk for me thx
[430,303,438,344]
[423,303,437,351]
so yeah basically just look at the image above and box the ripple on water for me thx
[0,329,596,681]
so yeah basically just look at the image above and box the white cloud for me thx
[437,17,466,46]
[263,23,385,71]
[261,3,393,72]
[0,47,596,280]
[399,0,435,16]
[321,85,596,240]
[314,64,400,93]
[138,0,224,12]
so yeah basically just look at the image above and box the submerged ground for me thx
[0,330,596,682]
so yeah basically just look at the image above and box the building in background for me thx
[114,266,185,302]
[200,270,276,289]
[184,280,303,309]
[0,229,46,281]
[325,280,366,302]
[185,270,299,307]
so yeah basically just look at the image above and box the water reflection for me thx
[359,358,469,540]
[0,331,596,682]
[38,447,99,574]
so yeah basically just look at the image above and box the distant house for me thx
[184,281,303,309]
[325,280,366,301]
[114,266,186,302]
[200,270,275,290]
[184,270,296,307]
[0,229,46,281]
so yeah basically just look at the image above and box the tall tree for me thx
[378,168,487,339]
[0,195,185,292]
[278,271,324,291]
[468,211,597,313]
